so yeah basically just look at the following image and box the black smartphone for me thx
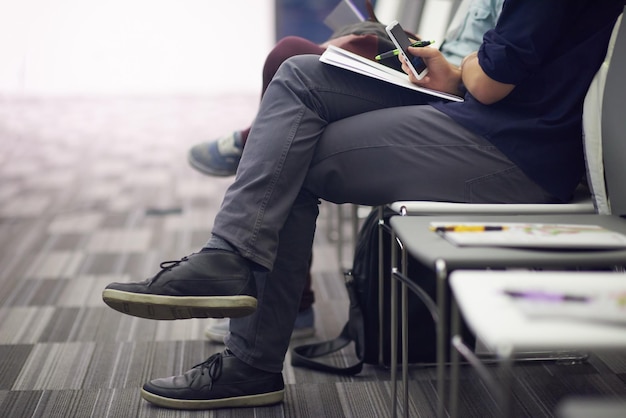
[385,20,429,80]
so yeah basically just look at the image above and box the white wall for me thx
[375,0,456,40]
[0,0,274,96]
[418,0,456,43]
[0,0,455,97]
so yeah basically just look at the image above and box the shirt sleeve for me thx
[478,0,574,84]
[441,0,503,66]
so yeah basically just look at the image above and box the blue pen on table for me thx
[374,40,436,61]
[503,290,590,303]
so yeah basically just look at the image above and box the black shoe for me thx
[102,250,257,320]
[141,350,284,410]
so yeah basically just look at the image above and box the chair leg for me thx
[351,204,359,252]
[378,206,385,366]
[450,300,461,418]
[498,344,514,417]
[435,259,448,418]
[402,248,409,417]
[451,336,506,416]
[391,229,399,418]
[336,204,344,272]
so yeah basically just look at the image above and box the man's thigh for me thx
[304,106,554,205]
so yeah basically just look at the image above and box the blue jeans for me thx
[216,55,555,373]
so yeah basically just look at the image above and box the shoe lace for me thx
[150,256,189,283]
[159,257,189,271]
[193,352,223,390]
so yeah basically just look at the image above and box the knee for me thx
[264,37,324,77]
[271,36,323,61]
[271,55,325,94]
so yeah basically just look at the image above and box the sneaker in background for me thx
[188,131,243,177]
[205,307,315,343]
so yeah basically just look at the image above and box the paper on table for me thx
[430,222,626,249]
[319,45,464,102]
[504,286,626,326]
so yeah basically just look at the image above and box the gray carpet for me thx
[1,96,625,418]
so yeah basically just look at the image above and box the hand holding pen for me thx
[375,40,436,61]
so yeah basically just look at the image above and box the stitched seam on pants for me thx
[311,143,494,166]
[246,107,306,262]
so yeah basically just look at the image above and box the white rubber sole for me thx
[140,388,284,410]
[102,289,257,320]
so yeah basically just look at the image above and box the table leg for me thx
[450,298,461,418]
[402,248,409,417]
[435,259,448,418]
[391,230,399,418]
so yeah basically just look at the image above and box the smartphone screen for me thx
[386,21,428,79]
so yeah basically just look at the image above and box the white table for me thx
[449,270,626,416]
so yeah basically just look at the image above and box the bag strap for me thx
[291,323,363,375]
[291,273,365,375]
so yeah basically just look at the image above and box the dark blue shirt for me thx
[433,0,623,202]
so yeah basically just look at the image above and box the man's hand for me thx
[399,46,463,96]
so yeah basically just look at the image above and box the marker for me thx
[375,40,436,61]
[503,290,590,303]
[430,225,508,233]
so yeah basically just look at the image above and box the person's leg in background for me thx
[188,36,324,342]
[188,36,326,177]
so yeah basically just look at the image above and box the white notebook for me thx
[430,222,626,249]
[319,45,464,102]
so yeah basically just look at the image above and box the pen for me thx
[430,225,508,232]
[503,290,590,303]
[375,40,436,61]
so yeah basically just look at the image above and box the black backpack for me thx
[292,208,472,374]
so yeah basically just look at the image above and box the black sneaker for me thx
[141,350,284,410]
[102,250,257,320]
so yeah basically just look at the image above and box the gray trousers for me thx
[215,55,555,373]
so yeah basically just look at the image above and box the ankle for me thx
[204,234,237,253]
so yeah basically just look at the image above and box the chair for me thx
[385,8,626,418]
[387,185,594,217]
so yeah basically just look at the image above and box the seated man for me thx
[102,0,622,410]
[191,0,504,345]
